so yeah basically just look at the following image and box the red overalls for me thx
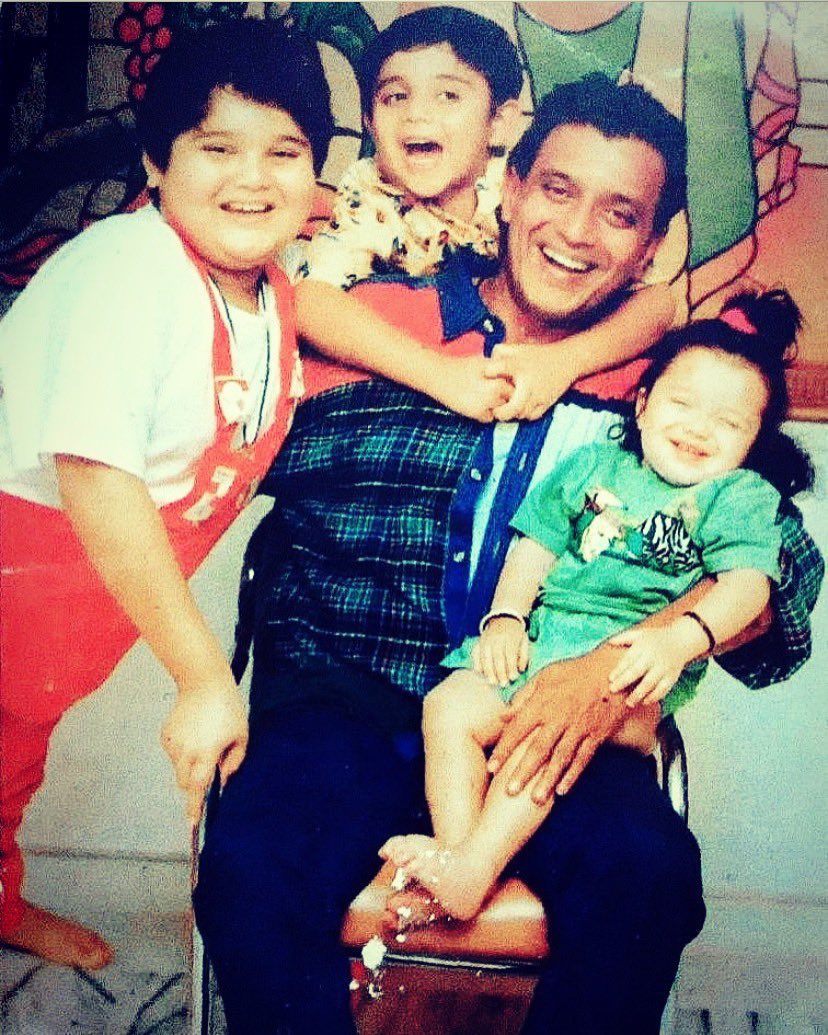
[0,247,299,935]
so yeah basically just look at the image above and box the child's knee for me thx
[423,670,502,746]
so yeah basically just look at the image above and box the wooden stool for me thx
[341,862,548,1035]
[341,860,548,964]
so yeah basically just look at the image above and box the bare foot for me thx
[404,841,497,921]
[1,901,113,970]
[379,833,438,869]
[385,881,449,932]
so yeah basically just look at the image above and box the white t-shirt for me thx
[0,205,281,508]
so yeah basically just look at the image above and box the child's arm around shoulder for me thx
[295,278,511,421]
[56,457,247,825]
[492,281,677,421]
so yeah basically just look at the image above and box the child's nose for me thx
[237,151,269,188]
[403,94,430,124]
[685,412,712,439]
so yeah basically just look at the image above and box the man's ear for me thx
[500,166,523,226]
[488,99,522,153]
[142,153,162,189]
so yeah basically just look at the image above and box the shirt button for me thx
[482,319,494,333]
[470,468,482,481]
[453,550,466,563]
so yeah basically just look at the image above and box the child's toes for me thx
[378,836,410,864]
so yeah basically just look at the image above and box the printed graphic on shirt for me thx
[575,486,702,575]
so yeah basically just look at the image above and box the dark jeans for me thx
[194,701,705,1035]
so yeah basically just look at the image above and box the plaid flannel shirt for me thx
[252,260,823,708]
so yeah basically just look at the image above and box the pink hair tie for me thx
[719,306,757,335]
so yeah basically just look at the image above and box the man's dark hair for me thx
[358,6,523,116]
[137,20,335,175]
[508,73,687,236]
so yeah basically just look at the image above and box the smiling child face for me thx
[366,43,504,220]
[143,86,316,308]
[636,347,768,486]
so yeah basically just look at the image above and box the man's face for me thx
[501,123,666,328]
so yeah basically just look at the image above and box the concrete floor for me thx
[0,912,190,1034]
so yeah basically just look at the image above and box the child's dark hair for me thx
[137,20,335,175]
[358,6,523,116]
[508,73,686,237]
[619,289,814,497]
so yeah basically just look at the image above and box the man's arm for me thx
[489,499,824,803]
[715,497,824,686]
[487,581,711,804]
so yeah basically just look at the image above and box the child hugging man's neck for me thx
[295,6,680,428]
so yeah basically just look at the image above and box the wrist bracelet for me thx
[683,610,716,654]
[479,609,529,635]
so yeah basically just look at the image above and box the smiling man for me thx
[194,76,821,1035]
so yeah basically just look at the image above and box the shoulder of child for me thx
[702,466,780,506]
[37,205,201,299]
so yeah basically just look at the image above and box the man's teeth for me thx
[405,142,440,154]
[540,247,590,272]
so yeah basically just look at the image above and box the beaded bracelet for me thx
[479,609,530,635]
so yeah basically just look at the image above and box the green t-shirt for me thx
[445,442,782,713]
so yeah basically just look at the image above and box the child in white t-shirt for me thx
[0,21,332,970]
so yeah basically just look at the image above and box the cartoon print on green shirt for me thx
[574,485,703,576]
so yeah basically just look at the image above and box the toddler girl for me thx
[381,289,813,922]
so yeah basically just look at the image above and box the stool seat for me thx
[341,861,549,963]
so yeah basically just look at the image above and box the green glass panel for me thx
[515,2,643,105]
[685,2,757,268]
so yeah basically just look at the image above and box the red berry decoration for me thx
[143,4,164,27]
[143,52,161,76]
[116,16,142,44]
[125,54,142,79]
[153,26,172,49]
[138,31,154,53]
[130,81,147,102]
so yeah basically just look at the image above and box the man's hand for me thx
[488,342,580,422]
[161,676,249,826]
[472,616,529,687]
[608,620,706,708]
[487,644,659,803]
[428,353,513,422]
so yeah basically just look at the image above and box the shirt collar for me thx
[435,252,501,341]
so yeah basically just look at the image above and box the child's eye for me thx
[270,149,301,160]
[380,91,408,107]
[438,90,461,102]
[202,144,230,154]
